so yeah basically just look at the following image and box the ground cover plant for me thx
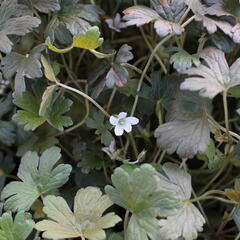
[1,0,240,239]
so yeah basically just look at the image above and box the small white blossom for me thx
[109,112,139,136]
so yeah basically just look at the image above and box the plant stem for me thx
[124,210,130,235]
[223,91,230,133]
[56,82,110,118]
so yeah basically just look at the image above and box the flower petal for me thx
[123,123,132,133]
[126,117,139,125]
[114,125,124,136]
[118,112,127,119]
[110,116,118,126]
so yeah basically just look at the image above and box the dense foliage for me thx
[1,0,240,239]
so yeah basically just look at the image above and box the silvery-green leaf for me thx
[0,0,40,53]
[156,163,192,200]
[1,52,42,95]
[150,0,187,22]
[154,86,212,159]
[21,0,60,13]
[159,202,205,240]
[156,163,205,240]
[181,47,240,99]
[123,5,183,37]
[45,1,103,43]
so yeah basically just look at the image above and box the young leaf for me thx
[35,187,121,240]
[0,0,40,54]
[123,6,183,37]
[156,163,206,240]
[1,52,42,95]
[170,49,200,73]
[1,147,72,212]
[181,47,240,98]
[154,86,212,159]
[0,211,34,240]
[72,26,103,49]
[46,26,103,51]
[105,13,127,32]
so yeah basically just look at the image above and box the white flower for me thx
[109,112,139,136]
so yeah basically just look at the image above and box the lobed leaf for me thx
[1,147,72,211]
[35,187,121,240]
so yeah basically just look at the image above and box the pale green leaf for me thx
[39,85,57,117]
[41,56,57,82]
[1,147,72,211]
[35,187,121,240]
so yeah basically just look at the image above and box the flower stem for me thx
[56,82,110,118]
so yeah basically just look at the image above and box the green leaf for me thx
[13,90,73,131]
[77,143,105,174]
[181,47,240,99]
[1,52,42,95]
[72,26,103,49]
[47,96,73,131]
[0,0,40,54]
[16,125,59,157]
[86,111,113,146]
[1,147,72,211]
[0,94,13,119]
[105,164,181,214]
[154,86,212,159]
[35,187,121,240]
[13,92,46,131]
[0,152,15,191]
[0,121,16,147]
[156,163,206,240]
[126,213,161,240]
[0,211,34,240]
